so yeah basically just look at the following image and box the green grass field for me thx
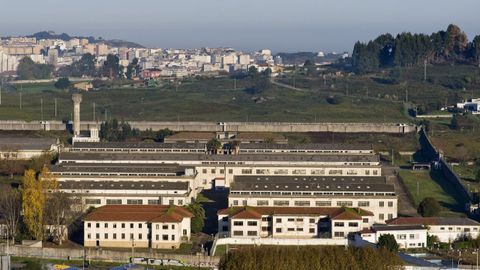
[0,78,409,123]
[398,170,467,216]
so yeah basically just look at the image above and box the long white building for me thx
[228,176,397,224]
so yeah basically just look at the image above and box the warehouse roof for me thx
[84,205,192,222]
[234,176,386,184]
[59,152,380,163]
[218,207,373,220]
[58,181,189,191]
[70,142,205,150]
[0,137,56,151]
[240,143,373,151]
[387,217,480,226]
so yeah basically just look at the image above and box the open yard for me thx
[0,78,410,123]
[398,169,467,217]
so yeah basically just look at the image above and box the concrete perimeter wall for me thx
[0,244,219,268]
[0,120,417,134]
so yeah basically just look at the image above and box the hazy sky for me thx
[1,0,479,52]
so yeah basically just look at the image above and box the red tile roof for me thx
[387,217,480,226]
[85,205,192,223]
[218,207,372,220]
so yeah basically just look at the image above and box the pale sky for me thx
[1,0,479,52]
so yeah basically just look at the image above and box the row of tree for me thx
[352,24,480,74]
[99,119,141,142]
[0,167,82,245]
[219,246,402,270]
[57,53,140,79]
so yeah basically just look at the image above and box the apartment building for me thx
[228,176,396,224]
[84,205,192,249]
[217,206,374,240]
[58,152,381,189]
[49,163,197,207]
[387,217,480,243]
[359,225,427,249]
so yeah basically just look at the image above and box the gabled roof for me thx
[85,205,192,223]
[218,207,372,220]
[386,217,480,226]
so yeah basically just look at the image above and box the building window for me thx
[96,223,100,228]
[172,225,175,229]
[172,235,175,241]
[287,218,295,222]
[139,224,142,229]
[294,201,310,206]
[334,222,344,227]
[257,200,269,206]
[348,222,358,227]
[202,169,207,174]
[222,226,228,231]
[276,228,282,233]
[228,169,233,174]
[138,234,142,240]
[169,200,174,205]
[388,201,393,207]
[397,234,406,240]
[183,229,187,236]
[362,218,369,223]
[262,217,272,222]
[388,214,393,220]
[127,199,143,205]
[241,169,252,174]
[309,228,315,233]
[409,234,416,239]
[96,233,99,239]
[104,233,108,239]
[233,231,243,236]
[178,200,183,205]
[121,233,125,239]
[130,223,134,229]
[163,225,168,229]
[273,200,289,206]
[87,223,91,228]
[287,228,295,232]
[104,223,108,228]
[296,218,303,222]
[156,235,159,241]
[233,221,243,226]
[113,223,117,229]
[358,201,369,207]
[337,201,353,207]
[316,201,331,207]
[379,214,384,220]
[334,232,344,237]
[106,199,122,205]
[276,218,282,223]
[130,233,134,240]
[296,228,303,232]
[309,219,315,224]
[222,217,228,222]
[379,201,385,207]
[247,221,257,226]
[148,200,160,205]
[233,200,239,206]
[211,169,216,174]
[162,235,168,240]
[247,231,257,236]
[113,233,117,240]
[121,223,125,228]
[87,234,91,239]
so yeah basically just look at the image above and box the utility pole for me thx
[19,92,22,109]
[424,59,427,82]
[54,98,57,118]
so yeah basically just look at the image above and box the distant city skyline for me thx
[1,0,479,53]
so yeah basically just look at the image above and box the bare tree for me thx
[44,192,82,245]
[0,187,22,244]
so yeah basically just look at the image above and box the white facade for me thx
[360,225,427,249]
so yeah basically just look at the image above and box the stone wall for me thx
[0,120,417,134]
[0,244,219,267]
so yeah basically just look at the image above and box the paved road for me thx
[384,166,419,217]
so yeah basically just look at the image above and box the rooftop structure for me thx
[0,137,59,160]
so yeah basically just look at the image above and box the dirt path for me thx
[384,166,419,217]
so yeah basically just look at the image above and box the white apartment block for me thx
[228,176,396,224]
[218,206,374,240]
[387,217,480,243]
[84,205,192,249]
[359,225,427,249]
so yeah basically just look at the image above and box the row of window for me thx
[74,148,203,153]
[239,150,372,154]
[230,192,396,197]
[87,232,181,241]
[334,222,359,227]
[232,200,394,207]
[238,169,379,176]
[86,222,177,230]
[84,199,184,205]
[439,227,477,232]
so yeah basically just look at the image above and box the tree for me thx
[0,187,22,244]
[17,57,54,80]
[377,234,399,252]
[475,169,480,183]
[126,58,141,79]
[100,119,139,142]
[44,191,82,245]
[206,138,221,154]
[417,197,441,217]
[22,169,45,240]
[186,203,205,234]
[155,128,174,142]
[102,54,120,78]
[427,234,440,248]
[54,77,71,90]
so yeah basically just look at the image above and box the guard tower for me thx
[72,93,82,136]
